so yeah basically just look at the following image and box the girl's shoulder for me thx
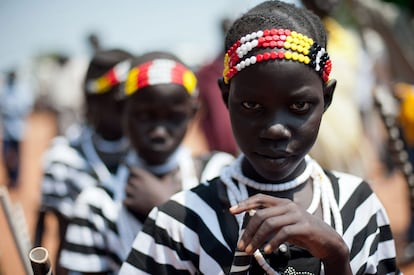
[324,169,381,211]
[193,151,235,182]
[326,169,368,190]
[42,135,89,170]
[165,176,229,213]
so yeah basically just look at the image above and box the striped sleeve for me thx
[200,152,235,182]
[40,136,96,218]
[120,182,235,275]
[59,187,122,273]
[120,208,197,275]
[334,172,400,274]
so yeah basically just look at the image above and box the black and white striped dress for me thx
[59,149,234,274]
[40,125,128,220]
[119,158,400,275]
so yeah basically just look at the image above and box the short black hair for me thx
[129,51,186,68]
[225,0,327,52]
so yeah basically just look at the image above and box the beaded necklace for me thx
[221,155,343,275]
[231,155,313,192]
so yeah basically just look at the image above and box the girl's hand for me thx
[229,193,352,274]
[123,166,181,216]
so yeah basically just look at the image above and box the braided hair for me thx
[225,0,327,54]
[222,0,331,84]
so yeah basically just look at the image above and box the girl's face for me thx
[225,60,334,183]
[87,89,125,140]
[124,84,197,165]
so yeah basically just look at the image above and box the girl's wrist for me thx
[321,240,352,275]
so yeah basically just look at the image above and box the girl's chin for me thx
[143,150,173,163]
[251,156,300,182]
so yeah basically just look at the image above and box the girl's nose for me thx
[260,121,292,140]
[149,124,168,138]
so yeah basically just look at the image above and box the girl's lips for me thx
[254,151,298,168]
[255,151,291,159]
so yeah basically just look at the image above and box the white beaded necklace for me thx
[231,155,313,192]
[222,155,343,275]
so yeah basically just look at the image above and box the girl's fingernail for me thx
[229,205,238,211]
[237,240,245,250]
[245,244,253,254]
[264,244,272,254]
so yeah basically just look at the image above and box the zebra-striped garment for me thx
[59,151,235,274]
[119,167,401,274]
[40,126,128,219]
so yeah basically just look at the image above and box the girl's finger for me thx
[242,208,294,253]
[229,194,287,214]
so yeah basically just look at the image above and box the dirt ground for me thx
[1,110,414,274]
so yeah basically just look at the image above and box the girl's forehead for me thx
[127,84,192,107]
[230,60,323,96]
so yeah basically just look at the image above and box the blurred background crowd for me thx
[0,0,413,274]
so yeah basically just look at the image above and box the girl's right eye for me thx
[241,101,262,111]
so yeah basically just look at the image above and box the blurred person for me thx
[344,0,414,263]
[34,48,133,274]
[196,17,239,156]
[48,54,89,134]
[394,82,414,264]
[59,51,234,274]
[397,83,414,167]
[0,69,34,188]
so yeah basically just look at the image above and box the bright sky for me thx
[0,0,280,71]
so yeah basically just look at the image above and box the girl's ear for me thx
[323,79,336,112]
[218,77,230,108]
[190,97,200,117]
[192,98,201,116]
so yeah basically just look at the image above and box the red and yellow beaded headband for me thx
[124,59,197,97]
[86,60,131,94]
[223,29,332,84]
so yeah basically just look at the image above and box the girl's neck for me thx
[129,147,185,176]
[92,132,129,154]
[241,156,307,184]
[233,155,311,193]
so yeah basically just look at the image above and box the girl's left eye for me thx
[290,101,311,113]
[242,101,262,110]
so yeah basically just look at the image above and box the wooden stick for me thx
[0,186,32,275]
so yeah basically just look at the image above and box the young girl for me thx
[59,52,234,274]
[119,1,400,274]
[36,48,132,274]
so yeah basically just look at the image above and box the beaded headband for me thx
[86,60,131,94]
[124,59,197,97]
[223,29,332,84]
